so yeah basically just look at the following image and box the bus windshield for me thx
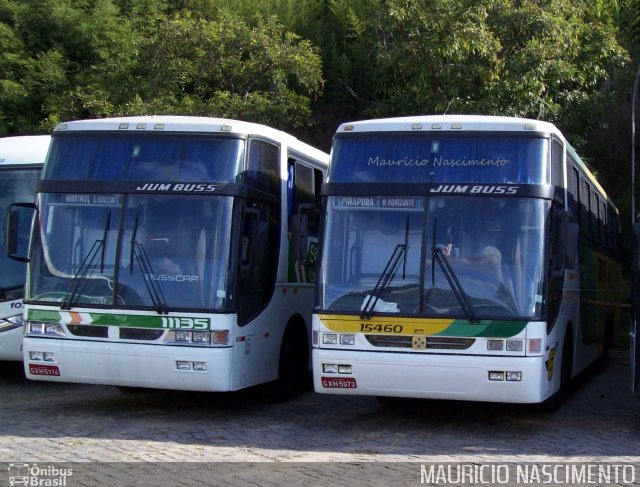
[44,134,244,181]
[0,168,40,294]
[330,135,548,184]
[29,193,234,311]
[319,196,548,320]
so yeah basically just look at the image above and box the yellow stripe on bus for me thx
[317,314,454,335]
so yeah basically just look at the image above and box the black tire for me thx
[263,325,309,402]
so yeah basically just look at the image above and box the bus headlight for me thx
[26,321,66,337]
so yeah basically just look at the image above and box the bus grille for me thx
[119,328,164,341]
[365,335,475,350]
[67,324,108,338]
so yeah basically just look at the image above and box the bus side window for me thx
[567,164,579,223]
[551,139,564,203]
[579,178,589,237]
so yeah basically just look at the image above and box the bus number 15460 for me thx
[359,323,403,333]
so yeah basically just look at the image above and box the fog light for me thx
[323,334,338,345]
[192,361,207,371]
[323,364,338,374]
[30,351,44,361]
[340,334,355,345]
[506,340,523,351]
[338,365,352,374]
[487,339,504,351]
[176,361,191,370]
[175,331,190,342]
[506,371,522,381]
[489,371,505,381]
[43,352,56,362]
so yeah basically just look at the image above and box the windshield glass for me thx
[330,135,548,184]
[0,168,40,293]
[29,193,122,304]
[117,195,233,310]
[44,134,244,182]
[319,196,548,320]
[29,193,234,311]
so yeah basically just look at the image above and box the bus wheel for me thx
[265,324,309,402]
[541,330,573,412]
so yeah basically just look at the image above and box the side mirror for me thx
[291,203,317,265]
[292,212,309,262]
[240,206,260,271]
[6,203,36,263]
[551,209,569,272]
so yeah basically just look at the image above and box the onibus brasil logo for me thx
[8,464,73,486]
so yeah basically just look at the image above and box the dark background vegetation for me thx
[2,0,639,239]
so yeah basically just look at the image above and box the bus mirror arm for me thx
[6,202,36,263]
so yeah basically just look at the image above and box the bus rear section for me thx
[312,115,622,406]
[20,116,328,394]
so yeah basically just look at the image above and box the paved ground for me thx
[0,350,638,486]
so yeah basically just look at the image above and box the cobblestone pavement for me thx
[0,350,638,486]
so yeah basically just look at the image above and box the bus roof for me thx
[336,114,561,136]
[53,116,328,164]
[0,135,51,167]
[336,114,615,211]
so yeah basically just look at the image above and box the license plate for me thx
[28,364,60,376]
[321,377,357,389]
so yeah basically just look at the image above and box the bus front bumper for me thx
[23,338,234,391]
[313,348,549,404]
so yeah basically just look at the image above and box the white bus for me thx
[310,115,622,409]
[0,135,49,360]
[17,116,328,397]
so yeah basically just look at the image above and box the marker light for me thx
[528,339,542,354]
[211,330,229,345]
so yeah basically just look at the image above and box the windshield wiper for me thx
[129,215,169,315]
[60,212,111,310]
[361,216,409,320]
[430,218,479,323]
